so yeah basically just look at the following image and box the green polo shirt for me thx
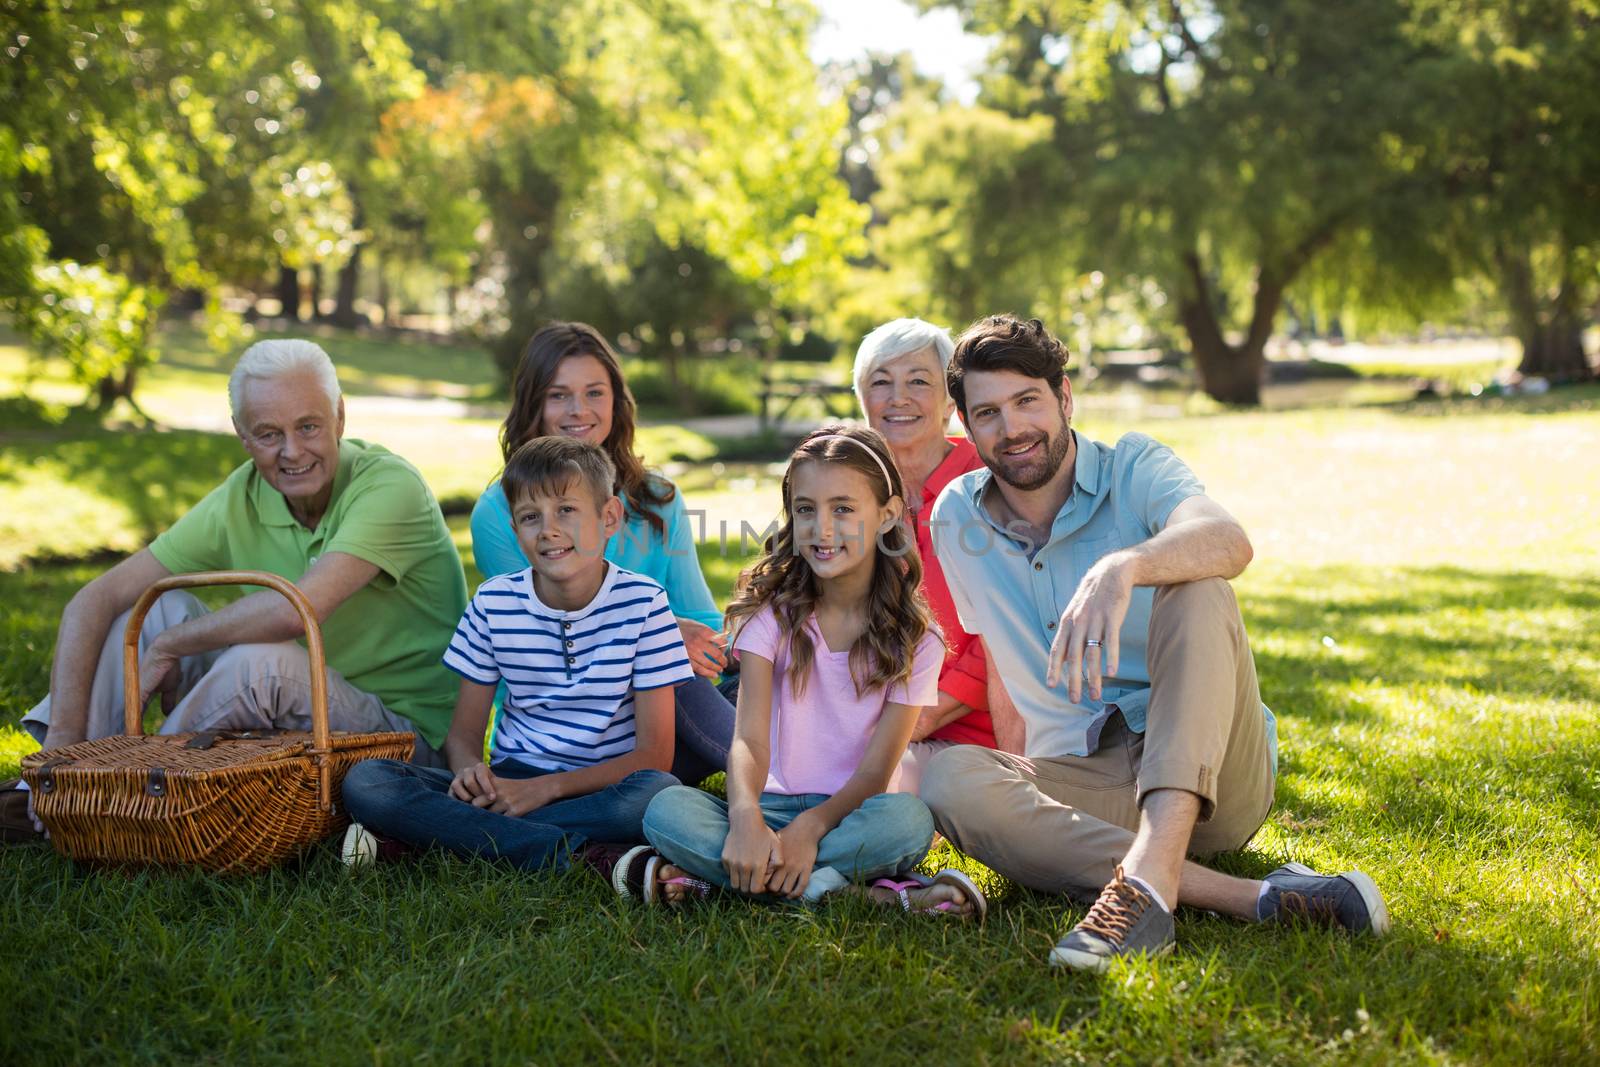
[149,439,467,748]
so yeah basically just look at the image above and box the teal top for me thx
[470,477,723,633]
[929,431,1277,770]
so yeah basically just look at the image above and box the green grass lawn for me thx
[2,359,1597,1061]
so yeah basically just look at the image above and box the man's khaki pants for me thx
[22,591,443,766]
[920,577,1275,894]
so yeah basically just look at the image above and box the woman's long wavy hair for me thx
[500,322,673,536]
[726,424,938,699]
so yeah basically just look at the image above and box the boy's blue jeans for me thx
[342,759,677,871]
[642,786,934,903]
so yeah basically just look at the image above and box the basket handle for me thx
[123,570,335,810]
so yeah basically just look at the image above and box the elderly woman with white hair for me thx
[853,318,1016,794]
[5,339,467,841]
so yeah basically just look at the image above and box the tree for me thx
[1,0,428,406]
[1430,0,1600,381]
[907,0,1466,404]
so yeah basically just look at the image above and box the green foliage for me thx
[9,261,163,406]
[878,0,1600,399]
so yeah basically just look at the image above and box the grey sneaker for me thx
[1260,862,1390,935]
[1049,867,1175,973]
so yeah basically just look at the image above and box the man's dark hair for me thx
[947,315,1071,418]
[501,435,617,512]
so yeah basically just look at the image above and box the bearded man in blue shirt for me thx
[921,314,1389,972]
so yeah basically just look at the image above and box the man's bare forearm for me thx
[42,549,172,748]
[148,590,306,659]
[1117,514,1252,587]
[982,643,1027,754]
[43,592,123,747]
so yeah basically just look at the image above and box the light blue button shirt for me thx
[930,431,1277,769]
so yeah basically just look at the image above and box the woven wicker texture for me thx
[19,571,416,873]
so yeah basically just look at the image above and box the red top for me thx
[911,437,995,747]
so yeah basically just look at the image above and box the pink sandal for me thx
[871,869,987,921]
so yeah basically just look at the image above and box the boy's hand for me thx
[768,816,822,899]
[723,811,780,895]
[449,762,498,804]
[487,775,561,817]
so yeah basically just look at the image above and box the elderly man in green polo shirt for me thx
[5,339,466,840]
[921,314,1389,972]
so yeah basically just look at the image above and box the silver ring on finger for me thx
[1085,639,1102,647]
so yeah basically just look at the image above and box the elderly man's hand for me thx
[137,637,183,716]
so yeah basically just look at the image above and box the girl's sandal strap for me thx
[871,877,923,912]
[662,875,713,900]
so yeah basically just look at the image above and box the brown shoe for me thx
[1,780,45,845]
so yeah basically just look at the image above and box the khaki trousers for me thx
[920,577,1274,894]
[23,591,444,766]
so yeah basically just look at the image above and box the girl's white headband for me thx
[802,434,897,496]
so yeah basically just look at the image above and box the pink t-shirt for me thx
[733,605,943,796]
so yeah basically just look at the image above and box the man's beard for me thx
[987,418,1072,491]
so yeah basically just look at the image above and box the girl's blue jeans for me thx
[342,758,677,871]
[641,785,934,903]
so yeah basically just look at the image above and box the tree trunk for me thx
[1177,251,1270,406]
[310,264,326,321]
[276,263,301,321]
[1501,244,1594,382]
[375,254,392,327]
[1517,313,1589,380]
[332,243,365,329]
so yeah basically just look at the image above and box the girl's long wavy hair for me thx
[500,322,673,536]
[726,424,938,699]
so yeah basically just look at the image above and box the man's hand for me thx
[723,809,780,895]
[137,636,183,716]
[486,775,561,817]
[677,618,728,679]
[768,815,823,899]
[449,761,499,805]
[1047,554,1135,703]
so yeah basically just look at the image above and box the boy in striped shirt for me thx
[341,437,694,871]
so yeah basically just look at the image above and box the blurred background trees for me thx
[2,0,1595,412]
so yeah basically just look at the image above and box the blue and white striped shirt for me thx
[442,564,694,771]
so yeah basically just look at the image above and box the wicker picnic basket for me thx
[20,570,414,873]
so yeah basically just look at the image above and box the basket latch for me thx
[145,767,168,797]
[35,757,73,794]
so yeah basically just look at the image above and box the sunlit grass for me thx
[1,346,1597,1062]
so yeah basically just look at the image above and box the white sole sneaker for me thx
[341,822,377,869]
[1048,939,1173,973]
[1280,862,1391,936]
[612,844,659,900]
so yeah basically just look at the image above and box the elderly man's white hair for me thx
[851,318,956,401]
[228,339,342,420]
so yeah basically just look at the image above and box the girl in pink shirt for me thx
[622,426,986,916]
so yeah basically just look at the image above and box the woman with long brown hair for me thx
[470,322,734,784]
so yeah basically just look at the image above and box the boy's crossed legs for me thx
[342,759,676,870]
